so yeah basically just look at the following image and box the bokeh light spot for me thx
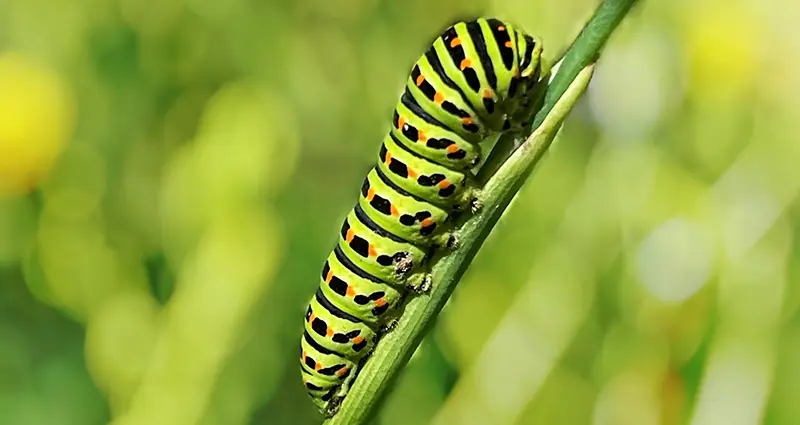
[0,51,75,197]
[636,217,714,303]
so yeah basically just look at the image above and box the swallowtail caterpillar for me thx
[300,17,545,416]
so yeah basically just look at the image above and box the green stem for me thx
[322,1,639,423]
[532,0,639,130]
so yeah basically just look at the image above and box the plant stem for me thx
[322,1,639,423]
[532,0,639,130]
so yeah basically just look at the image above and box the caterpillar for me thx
[300,17,544,416]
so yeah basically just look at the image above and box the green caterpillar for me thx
[300,17,544,416]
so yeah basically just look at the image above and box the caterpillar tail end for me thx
[323,395,344,418]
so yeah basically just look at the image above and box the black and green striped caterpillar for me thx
[300,17,544,415]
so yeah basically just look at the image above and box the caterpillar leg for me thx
[446,231,461,250]
[408,273,432,294]
[454,173,483,213]
[469,190,485,213]
[379,317,400,334]
[393,252,415,277]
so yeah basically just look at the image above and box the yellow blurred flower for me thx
[0,51,76,197]
[684,3,761,96]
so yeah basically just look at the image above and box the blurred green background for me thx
[1,0,799,424]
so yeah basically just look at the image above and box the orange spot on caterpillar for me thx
[302,351,307,362]
[505,40,512,48]
[438,179,452,189]
[375,298,387,307]
[433,92,445,104]
[346,286,355,297]
[417,130,427,142]
[415,74,424,86]
[325,269,333,283]
[483,89,494,99]
[345,229,355,243]
[336,367,349,377]
[446,144,459,153]
[367,187,376,201]
[407,168,418,178]
[326,328,334,337]
[498,25,506,31]
[461,117,474,125]
[385,151,392,165]
[397,116,406,130]
[450,37,461,47]
[368,244,377,257]
[460,58,472,70]
[352,336,364,345]
[315,362,322,371]
[309,313,316,323]
[421,218,434,228]
[390,204,399,216]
